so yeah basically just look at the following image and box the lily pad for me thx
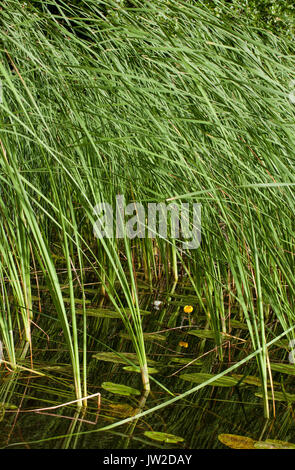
[77,308,151,318]
[219,434,295,450]
[180,372,240,387]
[93,351,157,366]
[62,297,91,305]
[108,403,135,418]
[41,364,72,371]
[101,382,140,396]
[76,308,121,318]
[123,366,159,374]
[231,374,279,387]
[218,434,256,449]
[144,431,184,444]
[254,439,295,449]
[120,332,166,342]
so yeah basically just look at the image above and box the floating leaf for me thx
[231,374,262,386]
[143,333,166,341]
[93,351,138,364]
[101,382,140,396]
[119,332,166,342]
[41,364,72,371]
[60,287,98,295]
[77,308,150,318]
[255,391,295,402]
[180,372,240,387]
[218,434,256,449]
[144,431,184,444]
[108,403,135,418]
[187,330,215,339]
[77,308,121,318]
[254,439,295,449]
[220,434,295,449]
[231,374,279,387]
[123,366,159,374]
[170,357,202,366]
[270,363,295,376]
[93,351,156,366]
[62,297,91,305]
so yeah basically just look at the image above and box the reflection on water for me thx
[0,282,295,449]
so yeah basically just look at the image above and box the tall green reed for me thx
[0,0,294,416]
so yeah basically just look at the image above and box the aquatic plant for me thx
[0,0,294,427]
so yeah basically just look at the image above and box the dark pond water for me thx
[0,281,294,449]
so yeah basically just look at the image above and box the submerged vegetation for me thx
[0,0,295,448]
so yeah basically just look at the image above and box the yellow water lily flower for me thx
[183,305,193,314]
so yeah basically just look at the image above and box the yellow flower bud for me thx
[183,305,193,314]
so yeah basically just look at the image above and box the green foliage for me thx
[144,431,184,443]
[6,0,295,39]
[200,0,295,37]
[180,373,241,387]
[0,0,295,422]
[101,381,141,396]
